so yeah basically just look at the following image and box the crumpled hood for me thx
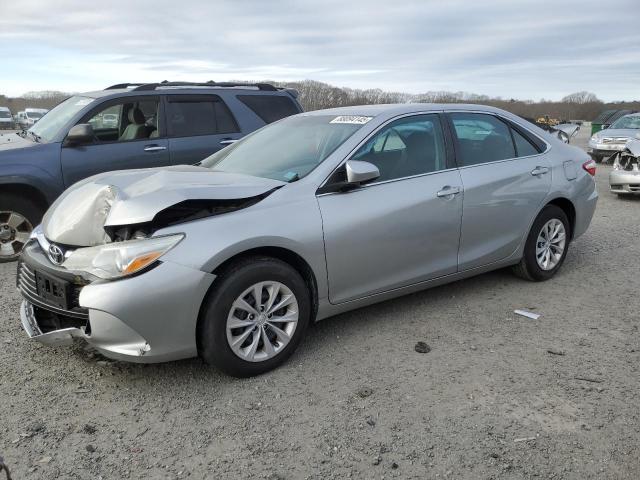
[42,165,285,246]
[625,139,640,157]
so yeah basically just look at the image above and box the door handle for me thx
[144,145,167,152]
[436,186,461,198]
[531,166,549,176]
[219,139,238,146]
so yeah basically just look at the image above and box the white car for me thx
[0,107,13,129]
[16,108,47,129]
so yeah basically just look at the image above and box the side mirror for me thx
[345,160,380,185]
[65,124,94,146]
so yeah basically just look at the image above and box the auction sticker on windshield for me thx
[330,115,373,124]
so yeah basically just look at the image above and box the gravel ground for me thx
[1,126,639,479]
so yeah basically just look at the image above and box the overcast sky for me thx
[1,0,639,101]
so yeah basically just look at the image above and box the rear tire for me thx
[198,256,311,377]
[0,194,43,263]
[512,205,570,282]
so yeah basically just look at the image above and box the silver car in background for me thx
[588,113,640,163]
[17,104,598,376]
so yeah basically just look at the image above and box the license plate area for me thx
[35,270,70,310]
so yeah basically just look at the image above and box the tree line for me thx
[2,82,638,122]
[277,81,639,122]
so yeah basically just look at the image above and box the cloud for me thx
[0,0,638,100]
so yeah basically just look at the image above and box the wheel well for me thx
[0,184,49,215]
[210,247,319,319]
[546,198,576,239]
[195,247,319,356]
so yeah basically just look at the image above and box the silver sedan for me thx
[17,104,598,376]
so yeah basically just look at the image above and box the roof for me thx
[303,103,511,117]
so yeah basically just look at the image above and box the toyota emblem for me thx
[48,244,65,265]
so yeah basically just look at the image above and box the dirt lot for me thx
[1,127,639,479]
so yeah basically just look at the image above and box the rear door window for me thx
[237,95,300,124]
[167,95,239,137]
[449,113,516,166]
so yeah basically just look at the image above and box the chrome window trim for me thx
[316,109,552,195]
[316,166,459,197]
[316,110,447,194]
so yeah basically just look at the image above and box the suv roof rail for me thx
[105,81,280,92]
[104,83,148,90]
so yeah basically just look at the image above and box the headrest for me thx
[128,107,145,125]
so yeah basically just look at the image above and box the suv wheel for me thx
[512,205,570,282]
[0,194,42,263]
[198,256,311,377]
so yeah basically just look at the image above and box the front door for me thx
[61,96,170,187]
[447,112,552,270]
[317,114,463,304]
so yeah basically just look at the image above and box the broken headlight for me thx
[62,234,184,280]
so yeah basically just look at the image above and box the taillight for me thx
[582,159,597,176]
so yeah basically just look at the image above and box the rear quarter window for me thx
[237,95,300,124]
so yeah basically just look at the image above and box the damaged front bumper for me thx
[17,240,215,363]
[609,169,640,194]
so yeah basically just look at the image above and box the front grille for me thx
[602,137,629,144]
[629,185,640,192]
[17,261,88,319]
[17,261,38,297]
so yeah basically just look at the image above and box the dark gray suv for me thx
[0,81,303,262]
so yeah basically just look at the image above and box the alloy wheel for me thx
[0,211,33,260]
[226,281,299,362]
[535,218,566,271]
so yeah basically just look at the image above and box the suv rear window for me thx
[167,95,239,137]
[237,95,299,124]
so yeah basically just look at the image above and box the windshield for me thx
[610,116,640,130]
[201,115,368,182]
[26,111,44,119]
[29,96,94,142]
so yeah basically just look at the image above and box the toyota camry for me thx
[17,104,598,376]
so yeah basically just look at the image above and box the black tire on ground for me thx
[512,205,570,282]
[0,193,43,263]
[198,256,311,377]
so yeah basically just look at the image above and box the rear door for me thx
[447,112,552,270]
[60,96,170,187]
[165,94,243,165]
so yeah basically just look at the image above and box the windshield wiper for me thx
[28,131,41,143]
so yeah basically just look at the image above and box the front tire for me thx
[198,256,311,377]
[512,205,570,282]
